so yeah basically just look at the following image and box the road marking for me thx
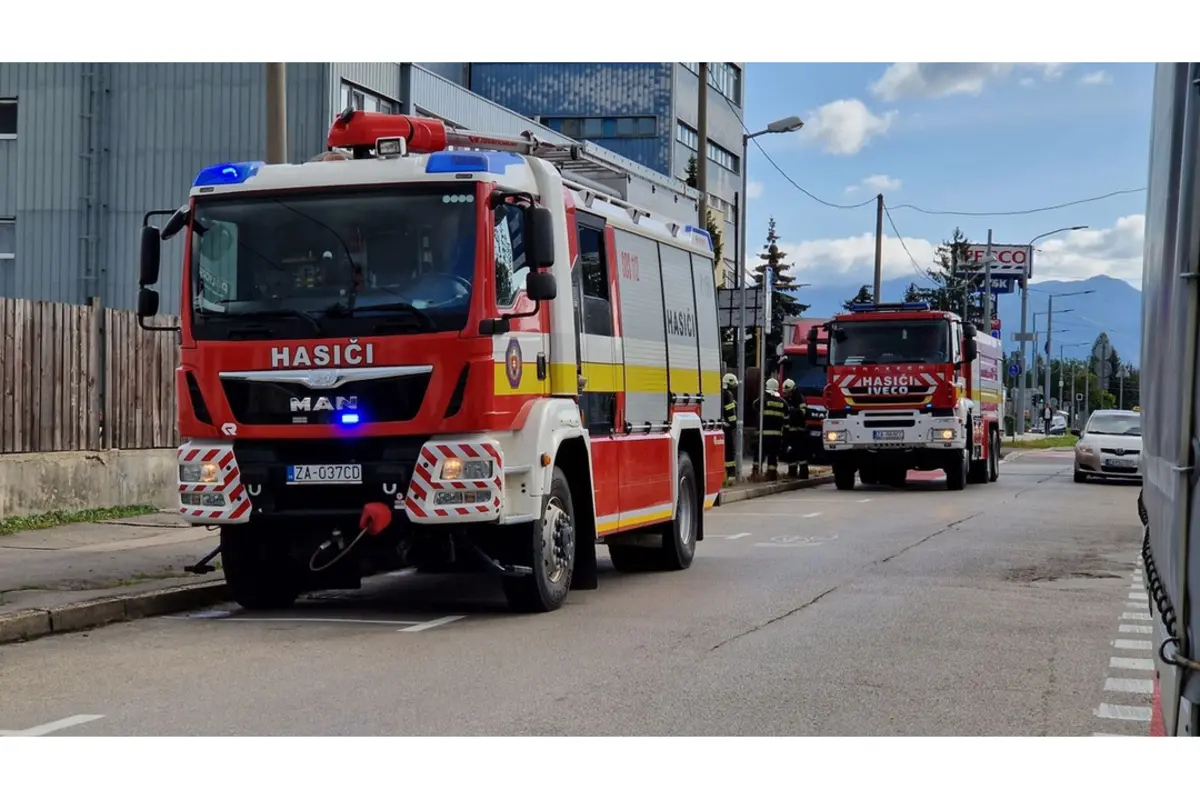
[1094,703,1152,722]
[856,499,872,504]
[398,615,466,632]
[754,534,838,549]
[1112,639,1153,651]
[1091,732,1132,736]
[0,714,105,737]
[186,615,468,632]
[802,512,822,519]
[1128,591,1148,602]
[1121,612,1152,621]
[1110,657,1155,671]
[715,533,753,540]
[1105,677,1154,695]
[1126,602,1147,610]
[1119,624,1153,635]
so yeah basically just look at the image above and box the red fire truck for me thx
[811,301,1003,490]
[777,317,830,465]
[134,109,727,614]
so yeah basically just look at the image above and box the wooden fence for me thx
[0,297,180,454]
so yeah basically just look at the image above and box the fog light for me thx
[180,463,220,483]
[826,430,846,443]
[441,458,493,480]
[934,428,955,441]
[435,490,465,505]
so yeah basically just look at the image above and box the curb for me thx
[0,580,228,646]
[717,474,835,505]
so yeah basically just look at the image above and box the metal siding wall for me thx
[409,66,573,144]
[100,62,328,315]
[468,63,673,175]
[0,63,86,304]
[417,63,466,86]
[0,141,16,215]
[672,63,744,205]
[329,62,402,111]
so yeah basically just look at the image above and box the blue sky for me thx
[739,62,1155,290]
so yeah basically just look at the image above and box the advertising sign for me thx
[954,243,1033,280]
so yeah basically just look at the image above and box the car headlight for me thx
[441,457,493,481]
[180,462,220,483]
[1077,446,1094,456]
[932,428,956,441]
[825,430,846,443]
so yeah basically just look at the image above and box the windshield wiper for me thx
[219,308,323,334]
[325,300,435,330]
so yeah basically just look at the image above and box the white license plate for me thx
[872,430,904,441]
[287,464,363,485]
[1104,458,1137,469]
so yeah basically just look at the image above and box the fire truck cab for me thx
[812,301,1003,491]
[134,110,727,614]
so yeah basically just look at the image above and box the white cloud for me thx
[1029,215,1145,283]
[745,179,764,200]
[870,63,1067,101]
[845,174,901,195]
[801,99,897,156]
[780,233,939,285]
[1080,70,1113,86]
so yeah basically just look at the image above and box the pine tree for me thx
[842,285,873,310]
[684,155,698,188]
[752,217,809,357]
[682,155,723,274]
[906,227,987,321]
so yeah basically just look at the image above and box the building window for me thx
[339,81,396,115]
[542,115,657,140]
[0,99,15,139]
[0,218,14,261]
[679,63,742,107]
[676,121,740,175]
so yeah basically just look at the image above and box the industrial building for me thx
[0,62,735,315]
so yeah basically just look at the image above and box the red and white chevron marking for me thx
[404,439,504,524]
[176,442,252,523]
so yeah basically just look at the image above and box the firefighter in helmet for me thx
[754,377,788,480]
[721,373,739,482]
[781,378,810,480]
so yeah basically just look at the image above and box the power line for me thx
[882,202,934,282]
[748,137,877,211]
[887,187,1148,218]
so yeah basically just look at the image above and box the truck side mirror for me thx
[139,225,162,286]
[963,338,978,363]
[524,206,556,268]
[526,270,557,301]
[161,206,189,241]
[137,287,160,317]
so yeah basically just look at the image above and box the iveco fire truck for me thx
[134,109,727,614]
[811,301,1003,491]
[777,317,830,465]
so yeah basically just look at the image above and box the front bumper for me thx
[822,413,966,452]
[1075,448,1142,479]
[177,436,507,526]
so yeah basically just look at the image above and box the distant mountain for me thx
[788,274,1144,367]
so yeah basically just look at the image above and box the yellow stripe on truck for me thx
[496,361,721,399]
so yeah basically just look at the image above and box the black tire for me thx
[945,448,968,491]
[833,463,857,491]
[859,466,880,486]
[1074,470,1087,484]
[609,451,700,573]
[885,467,908,488]
[220,526,301,611]
[987,431,1000,482]
[502,466,575,613]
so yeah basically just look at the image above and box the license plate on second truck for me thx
[287,464,363,485]
[872,430,904,441]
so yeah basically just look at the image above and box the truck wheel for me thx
[833,463,857,490]
[609,451,699,572]
[220,526,301,611]
[987,431,1000,482]
[502,466,575,613]
[945,449,968,491]
[859,466,880,485]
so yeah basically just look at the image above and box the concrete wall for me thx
[0,449,176,518]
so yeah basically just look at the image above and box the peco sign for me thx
[954,243,1033,280]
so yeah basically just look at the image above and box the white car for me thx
[1073,409,1143,483]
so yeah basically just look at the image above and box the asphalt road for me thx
[0,449,1149,736]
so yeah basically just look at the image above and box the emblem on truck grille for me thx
[289,395,359,412]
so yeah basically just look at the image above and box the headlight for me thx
[933,428,956,441]
[1077,446,1094,456]
[441,457,493,481]
[180,463,220,483]
[825,430,846,443]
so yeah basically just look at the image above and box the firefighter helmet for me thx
[765,377,779,394]
[723,373,738,389]
[782,378,796,395]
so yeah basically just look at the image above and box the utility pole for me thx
[982,228,994,327]
[696,63,709,231]
[872,194,884,302]
[265,63,288,164]
[1043,294,1054,426]
[1016,273,1030,434]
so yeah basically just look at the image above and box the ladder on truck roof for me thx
[325,108,707,245]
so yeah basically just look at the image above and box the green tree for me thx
[752,217,809,358]
[906,227,988,322]
[684,155,698,187]
[842,285,873,310]
[683,155,724,275]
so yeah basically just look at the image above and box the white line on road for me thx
[753,542,825,548]
[802,512,822,519]
[1112,639,1154,651]
[856,499,872,504]
[0,714,105,737]
[1128,592,1148,602]
[219,616,433,626]
[399,615,466,632]
[1121,612,1152,621]
[1126,601,1148,610]
[1094,703,1152,722]
[1110,657,1155,671]
[1105,677,1154,695]
[1119,624,1153,635]
[717,533,753,540]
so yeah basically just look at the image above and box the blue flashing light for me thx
[902,301,931,311]
[192,161,264,188]
[339,412,361,426]
[847,301,931,313]
[849,303,876,312]
[425,151,525,175]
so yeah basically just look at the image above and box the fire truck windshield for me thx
[781,361,827,396]
[187,185,479,340]
[829,319,950,366]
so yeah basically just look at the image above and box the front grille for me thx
[221,372,432,425]
[863,419,916,428]
[847,391,933,406]
[1101,447,1140,456]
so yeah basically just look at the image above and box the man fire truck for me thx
[133,109,727,614]
[777,317,829,465]
[811,301,1002,491]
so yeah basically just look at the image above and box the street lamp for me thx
[1058,341,1090,415]
[735,115,804,481]
[1015,225,1087,433]
[1038,288,1095,433]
